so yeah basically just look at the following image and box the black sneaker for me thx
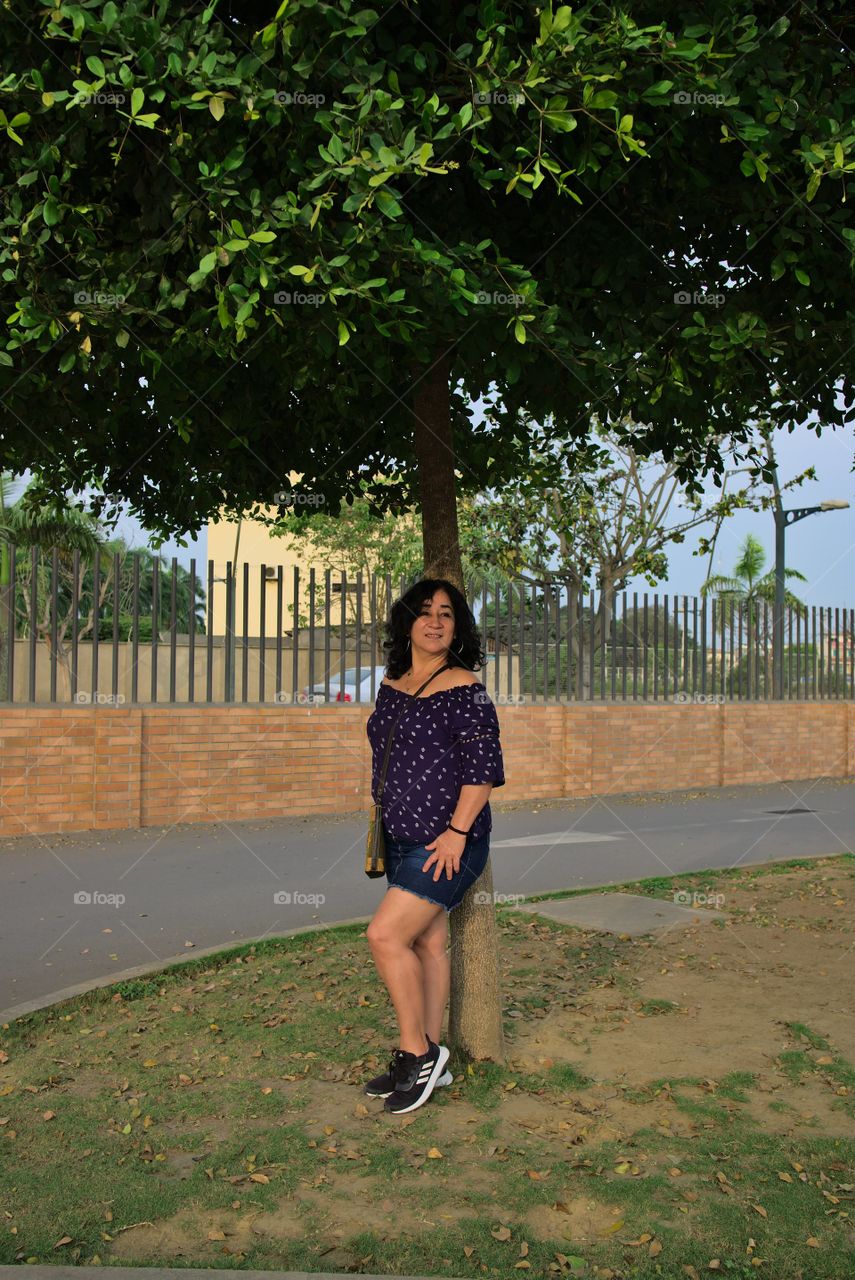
[364,1046,453,1098]
[383,1036,451,1114]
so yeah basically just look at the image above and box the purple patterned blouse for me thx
[366,681,506,844]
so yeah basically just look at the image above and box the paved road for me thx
[1,776,853,1018]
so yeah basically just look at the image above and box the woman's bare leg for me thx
[366,887,445,1055]
[413,909,450,1045]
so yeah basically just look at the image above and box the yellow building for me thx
[205,472,415,638]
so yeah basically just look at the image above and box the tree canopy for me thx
[1,0,853,544]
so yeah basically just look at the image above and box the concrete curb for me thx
[0,915,372,1025]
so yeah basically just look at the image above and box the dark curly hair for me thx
[383,578,486,679]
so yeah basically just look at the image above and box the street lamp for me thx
[771,491,850,700]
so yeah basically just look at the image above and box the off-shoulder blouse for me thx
[366,681,505,844]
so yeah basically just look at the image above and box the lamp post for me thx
[769,463,849,699]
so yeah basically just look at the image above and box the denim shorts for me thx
[384,828,491,913]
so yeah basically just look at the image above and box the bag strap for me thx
[374,662,451,803]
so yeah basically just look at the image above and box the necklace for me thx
[401,661,447,694]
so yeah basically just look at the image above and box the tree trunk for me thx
[411,352,506,1065]
[411,352,463,581]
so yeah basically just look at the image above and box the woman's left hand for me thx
[422,829,467,881]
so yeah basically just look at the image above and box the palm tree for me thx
[0,473,108,698]
[700,532,807,694]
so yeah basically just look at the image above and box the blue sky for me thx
[87,421,855,607]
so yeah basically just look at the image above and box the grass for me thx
[1,852,854,1277]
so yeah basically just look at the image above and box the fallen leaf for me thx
[248,1173,269,1184]
[427,1147,443,1159]
[806,1237,820,1248]
[649,1240,662,1257]
[778,1171,793,1183]
[752,1204,767,1218]
[42,1110,56,1121]
[53,1236,73,1249]
[491,1225,512,1241]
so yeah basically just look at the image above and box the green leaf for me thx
[209,95,225,121]
[289,265,311,277]
[86,55,106,79]
[338,320,350,345]
[514,318,526,344]
[834,142,845,169]
[249,230,277,243]
[131,87,144,117]
[327,133,346,162]
[199,252,217,273]
[543,112,577,133]
[59,350,76,372]
[43,197,60,226]
[0,350,13,367]
[794,268,810,286]
[368,170,395,187]
[641,79,674,100]
[374,189,403,218]
[116,330,129,348]
[103,1,119,31]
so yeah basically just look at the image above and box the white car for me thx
[300,664,387,704]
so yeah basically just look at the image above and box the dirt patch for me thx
[107,1199,305,1261]
[298,1183,478,1239]
[525,1194,627,1245]
[504,861,855,1133]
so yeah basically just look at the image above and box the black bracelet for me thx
[448,822,470,836]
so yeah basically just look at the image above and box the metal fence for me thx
[0,545,853,705]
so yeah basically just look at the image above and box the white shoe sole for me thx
[384,1043,451,1114]
[366,1067,453,1099]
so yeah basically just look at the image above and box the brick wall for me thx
[0,702,852,839]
